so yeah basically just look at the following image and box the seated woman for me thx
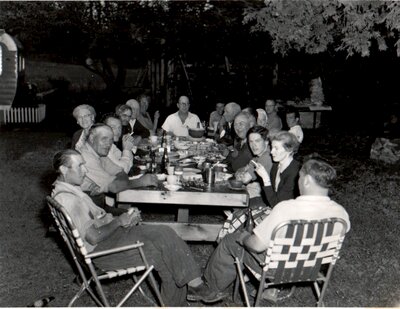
[217,131,301,241]
[71,104,96,152]
[256,130,301,207]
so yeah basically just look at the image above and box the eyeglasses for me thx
[78,114,93,120]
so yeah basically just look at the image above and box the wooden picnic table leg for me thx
[177,208,189,223]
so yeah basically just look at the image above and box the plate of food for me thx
[183,167,202,174]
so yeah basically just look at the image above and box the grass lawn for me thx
[0,126,399,307]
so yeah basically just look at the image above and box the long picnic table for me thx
[117,182,249,242]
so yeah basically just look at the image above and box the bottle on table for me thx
[150,147,156,173]
[160,146,169,174]
[245,208,254,233]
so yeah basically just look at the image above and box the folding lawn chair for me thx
[234,218,348,307]
[46,196,164,307]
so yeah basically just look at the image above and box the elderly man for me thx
[265,99,282,132]
[125,99,150,138]
[209,102,225,131]
[224,111,255,173]
[51,149,220,306]
[103,114,140,174]
[189,158,351,303]
[216,102,241,146]
[78,123,157,216]
[116,104,133,136]
[162,95,203,137]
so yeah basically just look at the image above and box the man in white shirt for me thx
[286,106,304,143]
[162,95,203,137]
[189,157,351,303]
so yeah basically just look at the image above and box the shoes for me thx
[261,288,279,303]
[187,282,229,303]
[250,287,279,303]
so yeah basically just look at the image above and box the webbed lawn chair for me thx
[234,218,348,307]
[46,196,164,307]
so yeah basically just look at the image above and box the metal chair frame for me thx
[46,196,164,307]
[234,218,347,307]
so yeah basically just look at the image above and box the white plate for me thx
[183,168,202,174]
[182,173,203,181]
[164,184,182,191]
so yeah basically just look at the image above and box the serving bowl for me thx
[189,128,205,138]
[174,140,191,150]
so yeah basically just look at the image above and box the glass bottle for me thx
[245,208,254,233]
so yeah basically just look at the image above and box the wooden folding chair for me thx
[234,218,348,307]
[46,196,164,307]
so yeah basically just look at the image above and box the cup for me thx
[150,135,158,146]
[167,175,178,185]
[203,167,215,185]
[167,165,175,175]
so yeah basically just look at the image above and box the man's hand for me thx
[118,212,134,228]
[122,134,135,151]
[236,171,252,184]
[154,110,160,120]
[118,208,142,228]
[138,174,158,187]
[236,230,251,246]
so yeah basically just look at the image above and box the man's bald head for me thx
[177,96,190,113]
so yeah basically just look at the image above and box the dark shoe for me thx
[187,283,228,303]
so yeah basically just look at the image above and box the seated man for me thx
[103,114,140,174]
[190,157,351,303]
[125,99,151,138]
[285,106,304,143]
[51,149,220,306]
[138,94,160,134]
[209,102,225,131]
[224,111,255,173]
[79,123,156,214]
[216,102,241,146]
[115,104,134,138]
[162,95,203,137]
[265,99,282,132]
